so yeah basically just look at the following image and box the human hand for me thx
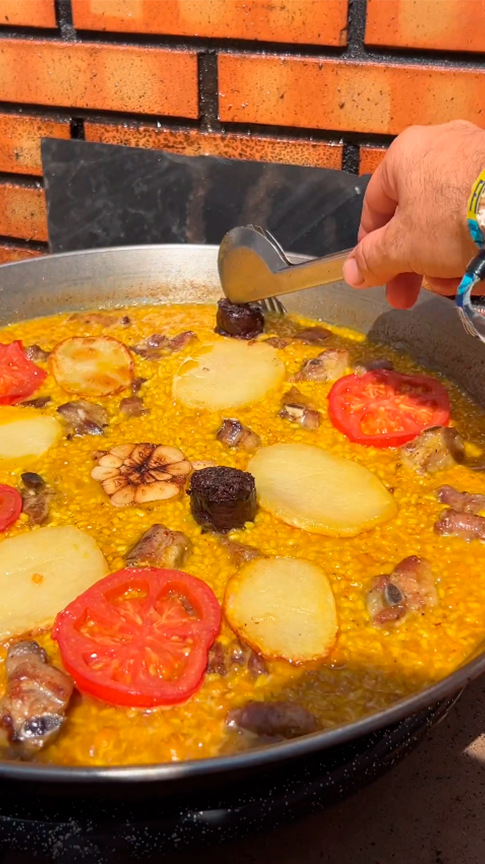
[342,120,485,308]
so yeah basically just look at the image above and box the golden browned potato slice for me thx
[0,526,109,640]
[172,340,285,410]
[248,443,397,536]
[0,406,61,460]
[50,336,133,397]
[224,556,338,663]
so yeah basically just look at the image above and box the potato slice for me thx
[0,525,109,639]
[50,336,133,397]
[0,406,61,460]
[225,557,338,663]
[172,340,285,410]
[249,443,397,537]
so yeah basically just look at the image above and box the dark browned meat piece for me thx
[434,509,485,541]
[247,652,269,676]
[391,556,438,610]
[24,344,50,363]
[227,701,318,739]
[169,331,196,352]
[0,641,73,757]
[354,358,394,376]
[121,316,131,327]
[207,640,268,677]
[188,466,257,532]
[119,396,149,417]
[21,472,45,492]
[57,400,108,436]
[279,386,321,430]
[436,485,485,515]
[21,472,54,526]
[220,537,262,567]
[20,396,51,409]
[366,556,437,628]
[227,640,268,675]
[215,299,265,340]
[294,326,331,345]
[126,524,192,568]
[132,331,196,359]
[294,348,349,383]
[216,419,261,452]
[400,426,465,474]
[207,643,227,676]
[131,333,170,359]
[264,337,292,349]
[131,376,147,395]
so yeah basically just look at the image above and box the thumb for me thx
[343,218,407,289]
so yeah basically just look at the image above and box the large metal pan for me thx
[0,243,484,796]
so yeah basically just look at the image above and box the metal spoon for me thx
[218,225,351,314]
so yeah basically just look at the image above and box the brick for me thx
[366,0,485,53]
[0,40,198,118]
[0,0,56,28]
[218,54,485,135]
[0,184,47,242]
[359,147,387,175]
[0,244,45,265]
[85,123,343,170]
[0,114,70,175]
[72,0,348,46]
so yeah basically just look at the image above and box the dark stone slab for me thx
[41,138,369,256]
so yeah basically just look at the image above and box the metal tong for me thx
[218,225,351,307]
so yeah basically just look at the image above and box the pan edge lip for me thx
[0,653,479,784]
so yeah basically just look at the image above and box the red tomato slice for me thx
[328,370,450,448]
[0,341,47,406]
[53,568,221,708]
[0,484,22,532]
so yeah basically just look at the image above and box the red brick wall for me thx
[0,0,483,261]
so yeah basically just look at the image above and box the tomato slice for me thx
[53,568,221,707]
[0,341,47,406]
[0,484,22,532]
[328,370,450,448]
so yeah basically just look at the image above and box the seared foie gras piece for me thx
[0,641,73,757]
[125,524,192,569]
[216,419,261,452]
[400,427,465,474]
[57,400,108,437]
[92,444,191,506]
[295,348,349,383]
[279,386,321,430]
[188,466,257,532]
[215,299,264,340]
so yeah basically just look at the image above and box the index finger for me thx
[358,158,398,242]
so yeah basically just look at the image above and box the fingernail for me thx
[343,258,365,288]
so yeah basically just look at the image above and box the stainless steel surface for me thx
[0,242,485,785]
[218,225,350,304]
